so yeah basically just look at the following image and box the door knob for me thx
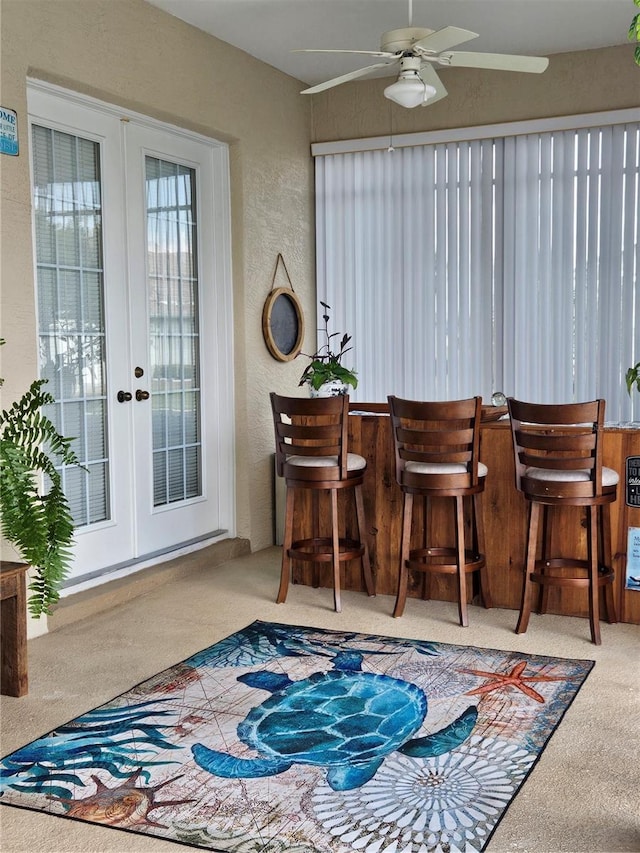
[135,389,150,401]
[117,390,132,403]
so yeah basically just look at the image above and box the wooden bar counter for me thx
[289,406,640,625]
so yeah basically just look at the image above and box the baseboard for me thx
[47,538,251,632]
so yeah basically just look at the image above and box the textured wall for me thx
[0,0,315,634]
[1,0,637,637]
[310,44,639,141]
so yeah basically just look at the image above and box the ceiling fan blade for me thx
[442,51,549,73]
[293,49,395,58]
[413,26,479,54]
[420,63,448,105]
[301,61,398,95]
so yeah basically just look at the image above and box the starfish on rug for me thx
[459,660,567,703]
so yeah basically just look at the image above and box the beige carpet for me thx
[1,545,639,853]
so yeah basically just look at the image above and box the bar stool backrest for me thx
[387,396,483,492]
[270,392,350,483]
[507,398,608,500]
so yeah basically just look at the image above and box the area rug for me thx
[1,620,593,853]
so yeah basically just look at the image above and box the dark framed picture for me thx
[262,287,305,362]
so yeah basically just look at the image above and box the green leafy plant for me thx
[0,340,80,617]
[626,361,640,396]
[630,0,640,65]
[298,302,358,391]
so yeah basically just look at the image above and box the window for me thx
[314,111,639,424]
[33,123,109,526]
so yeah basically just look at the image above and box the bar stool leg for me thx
[422,497,432,601]
[537,506,552,614]
[455,495,469,627]
[277,487,296,604]
[517,501,540,634]
[600,504,617,624]
[393,492,414,617]
[311,491,320,588]
[587,504,601,645]
[330,488,342,613]
[474,491,492,609]
[354,484,375,597]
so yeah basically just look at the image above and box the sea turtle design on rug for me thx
[192,650,477,791]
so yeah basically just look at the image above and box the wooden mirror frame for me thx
[262,287,305,362]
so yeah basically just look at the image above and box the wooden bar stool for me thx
[507,398,618,645]
[270,392,375,612]
[388,395,492,626]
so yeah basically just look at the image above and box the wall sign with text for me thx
[626,456,640,507]
[0,107,18,156]
[625,527,640,591]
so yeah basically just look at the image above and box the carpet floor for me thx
[1,620,594,852]
[0,546,639,852]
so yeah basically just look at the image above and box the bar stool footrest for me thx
[289,537,365,563]
[531,558,615,589]
[407,547,485,575]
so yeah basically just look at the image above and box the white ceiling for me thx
[146,0,634,87]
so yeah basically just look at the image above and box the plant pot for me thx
[309,379,349,398]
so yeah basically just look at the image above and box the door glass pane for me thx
[146,157,202,506]
[33,124,109,527]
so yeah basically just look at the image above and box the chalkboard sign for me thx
[262,287,305,362]
[626,456,640,507]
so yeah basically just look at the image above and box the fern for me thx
[0,378,80,617]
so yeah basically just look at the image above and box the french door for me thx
[28,82,234,587]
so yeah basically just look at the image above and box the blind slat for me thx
[315,121,639,423]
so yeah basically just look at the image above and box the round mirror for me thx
[262,288,305,362]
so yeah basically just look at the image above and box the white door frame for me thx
[27,80,235,591]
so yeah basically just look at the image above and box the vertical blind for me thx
[145,156,202,507]
[315,117,639,424]
[32,124,109,526]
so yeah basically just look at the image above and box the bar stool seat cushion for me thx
[287,453,367,471]
[406,460,488,477]
[525,466,619,486]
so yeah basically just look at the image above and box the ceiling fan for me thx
[295,2,549,108]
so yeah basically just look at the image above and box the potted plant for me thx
[626,361,640,396]
[0,339,80,617]
[630,0,640,66]
[298,302,358,396]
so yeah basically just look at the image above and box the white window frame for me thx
[313,108,640,425]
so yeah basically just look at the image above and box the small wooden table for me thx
[1,561,29,696]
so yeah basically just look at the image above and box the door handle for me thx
[117,390,132,403]
[135,389,150,401]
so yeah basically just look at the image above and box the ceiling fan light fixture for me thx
[384,71,436,108]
